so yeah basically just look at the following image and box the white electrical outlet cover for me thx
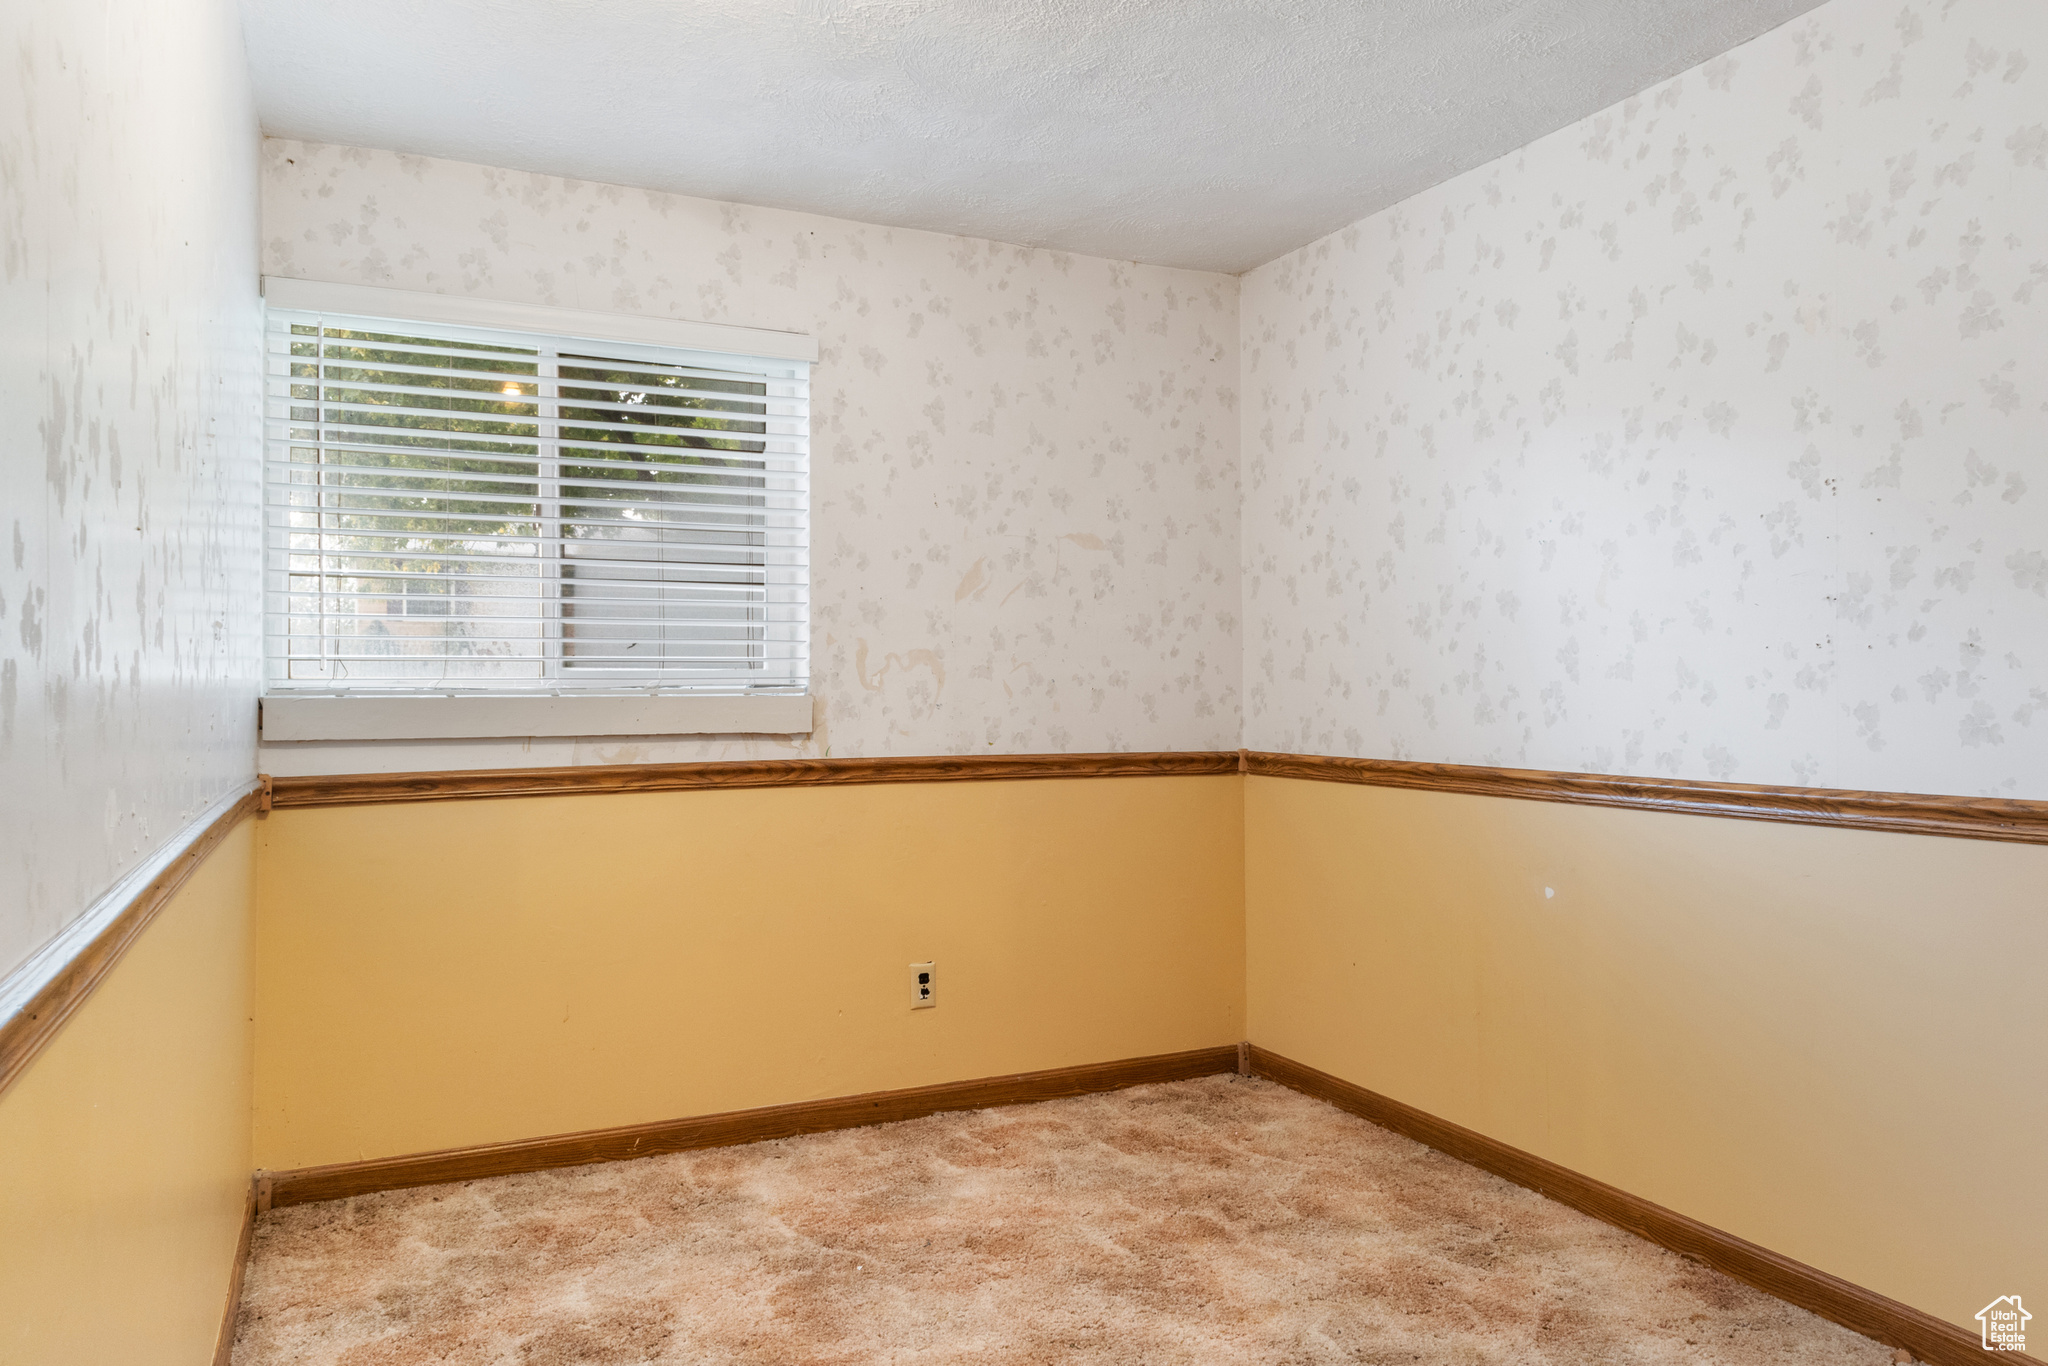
[909,961,935,1009]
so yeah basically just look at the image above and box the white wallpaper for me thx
[260,142,1241,773]
[1241,0,2048,799]
[0,0,263,977]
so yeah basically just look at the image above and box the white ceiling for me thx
[239,0,1825,275]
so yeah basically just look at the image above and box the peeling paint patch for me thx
[954,557,989,602]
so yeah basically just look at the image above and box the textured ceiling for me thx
[239,0,1826,274]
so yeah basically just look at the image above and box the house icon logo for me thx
[1977,1296,2030,1353]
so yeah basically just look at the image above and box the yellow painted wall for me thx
[20,768,2021,1346]
[0,821,255,1365]
[252,775,1246,1170]
[1243,774,2047,1335]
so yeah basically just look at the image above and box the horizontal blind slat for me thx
[266,445,807,477]
[270,507,798,536]
[282,374,802,412]
[271,571,808,597]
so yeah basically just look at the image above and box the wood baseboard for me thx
[212,1177,259,1366]
[1246,1046,2007,1366]
[252,1044,2007,1364]
[264,1045,1240,1208]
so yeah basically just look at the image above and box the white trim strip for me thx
[260,277,820,364]
[259,693,814,742]
[0,783,254,1027]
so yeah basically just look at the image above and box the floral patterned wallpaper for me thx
[0,0,262,977]
[261,141,1240,773]
[263,0,2042,799]
[1241,0,2048,799]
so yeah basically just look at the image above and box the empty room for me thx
[1,0,2042,1361]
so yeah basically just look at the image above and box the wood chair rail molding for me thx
[266,750,1241,807]
[267,748,2048,846]
[0,783,263,1103]
[1241,750,2048,846]
[9,750,2037,1099]
[1244,1047,2009,1366]
[260,1046,1242,1207]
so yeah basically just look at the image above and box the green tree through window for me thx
[279,320,778,687]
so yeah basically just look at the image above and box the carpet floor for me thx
[230,1075,1902,1364]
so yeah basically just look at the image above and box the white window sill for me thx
[259,693,813,743]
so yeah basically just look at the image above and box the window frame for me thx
[257,278,816,741]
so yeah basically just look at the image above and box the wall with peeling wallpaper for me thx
[1241,0,2048,800]
[0,0,264,978]
[258,141,1241,775]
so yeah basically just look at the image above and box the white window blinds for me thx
[262,303,809,694]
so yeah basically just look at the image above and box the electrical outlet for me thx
[909,961,935,1009]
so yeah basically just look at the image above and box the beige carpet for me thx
[231,1075,1901,1364]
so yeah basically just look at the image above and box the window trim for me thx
[259,692,813,742]
[258,278,816,740]
[260,277,819,364]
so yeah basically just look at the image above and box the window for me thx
[260,281,811,713]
